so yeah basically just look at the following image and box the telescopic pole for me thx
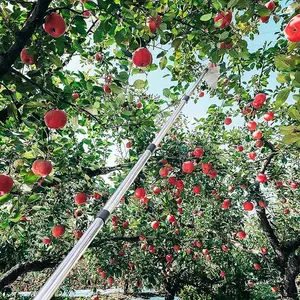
[34,68,208,300]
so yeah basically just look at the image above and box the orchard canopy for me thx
[0,0,300,299]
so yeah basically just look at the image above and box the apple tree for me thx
[0,0,299,299]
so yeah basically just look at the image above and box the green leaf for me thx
[275,88,291,108]
[171,38,183,50]
[23,173,40,184]
[115,93,126,105]
[94,24,106,43]
[163,88,171,98]
[282,134,300,144]
[0,194,12,206]
[274,55,292,71]
[257,5,271,16]
[116,71,129,82]
[227,0,239,8]
[288,107,300,121]
[133,79,147,89]
[200,13,212,21]
[109,83,123,94]
[27,194,41,203]
[22,151,36,159]
[49,54,63,68]
[84,1,97,9]
[159,56,167,70]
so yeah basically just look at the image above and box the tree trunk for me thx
[282,254,300,300]
[165,289,176,300]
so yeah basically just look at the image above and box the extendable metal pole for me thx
[34,68,208,300]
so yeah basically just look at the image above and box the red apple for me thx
[159,167,169,177]
[94,192,101,199]
[202,249,209,255]
[271,286,279,293]
[100,271,107,279]
[290,182,298,189]
[243,201,254,211]
[153,187,161,194]
[52,225,65,237]
[126,141,132,148]
[122,221,129,228]
[194,147,204,158]
[193,185,201,194]
[261,247,268,255]
[44,12,66,38]
[83,10,90,17]
[208,170,218,179]
[260,16,270,23]
[44,109,67,129]
[42,237,51,245]
[74,192,87,205]
[221,245,228,252]
[258,200,267,208]
[107,277,114,285]
[167,214,176,223]
[32,160,52,176]
[132,48,152,67]
[168,177,177,185]
[253,263,261,270]
[224,117,232,125]
[74,209,83,217]
[151,220,160,230]
[228,185,234,192]
[20,48,34,65]
[199,91,204,97]
[256,140,264,147]
[0,174,14,196]
[237,145,244,152]
[256,173,267,183]
[175,180,184,190]
[72,93,79,99]
[220,42,233,49]
[134,188,146,199]
[220,270,226,277]
[283,209,290,214]
[265,1,275,11]
[166,254,172,262]
[222,199,231,209]
[103,84,111,94]
[252,130,263,140]
[252,93,266,108]
[136,102,143,109]
[178,207,183,214]
[92,296,99,300]
[173,245,180,251]
[176,197,183,205]
[214,10,232,28]
[95,53,103,61]
[202,163,212,174]
[74,230,83,239]
[237,231,246,239]
[186,248,191,254]
[285,15,300,42]
[246,121,257,131]
[248,152,256,160]
[264,111,274,121]
[182,161,194,173]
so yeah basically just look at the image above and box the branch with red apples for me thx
[0,0,52,80]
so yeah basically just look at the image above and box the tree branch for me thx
[0,259,58,290]
[83,163,132,177]
[0,0,52,79]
